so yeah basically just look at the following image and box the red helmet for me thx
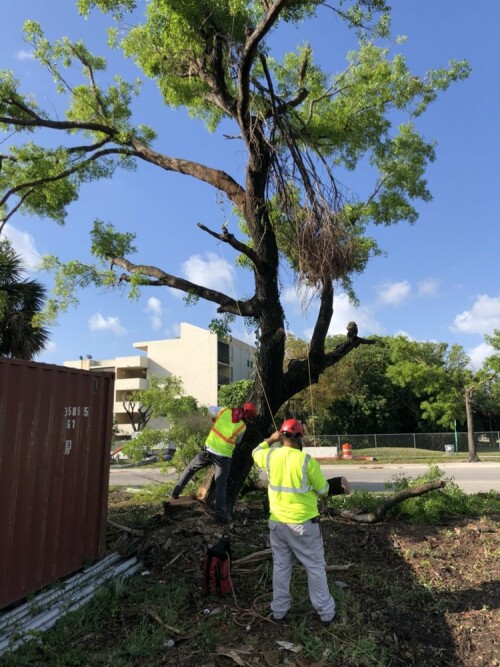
[242,402,257,420]
[279,419,304,437]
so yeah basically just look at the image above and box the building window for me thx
[218,341,230,365]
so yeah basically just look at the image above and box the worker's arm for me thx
[307,457,329,497]
[252,430,280,468]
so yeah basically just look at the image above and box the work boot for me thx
[214,511,228,524]
[171,485,181,500]
[271,613,288,624]
[319,614,335,627]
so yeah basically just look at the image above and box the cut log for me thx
[325,479,446,523]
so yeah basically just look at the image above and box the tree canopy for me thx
[0,0,470,502]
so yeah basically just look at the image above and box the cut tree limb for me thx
[232,547,353,570]
[325,480,446,523]
[107,519,145,536]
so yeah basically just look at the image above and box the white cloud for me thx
[467,342,493,371]
[146,296,162,331]
[302,292,382,339]
[394,330,414,339]
[182,252,235,294]
[451,294,500,334]
[33,341,57,361]
[43,341,57,355]
[15,50,34,61]
[232,326,258,347]
[167,322,181,338]
[3,224,41,271]
[88,313,126,335]
[377,280,411,305]
[417,278,439,297]
[281,284,317,314]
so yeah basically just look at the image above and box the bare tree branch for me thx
[109,255,257,316]
[0,112,115,136]
[128,137,246,209]
[238,0,289,131]
[197,222,263,267]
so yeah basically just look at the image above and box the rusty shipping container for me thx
[0,358,114,610]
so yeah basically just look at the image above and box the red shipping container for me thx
[0,358,114,610]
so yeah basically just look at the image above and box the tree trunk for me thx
[465,386,479,462]
[200,327,375,511]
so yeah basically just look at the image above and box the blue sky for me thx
[1,1,499,370]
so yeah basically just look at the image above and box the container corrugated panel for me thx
[0,358,114,610]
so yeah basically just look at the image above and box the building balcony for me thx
[114,377,148,392]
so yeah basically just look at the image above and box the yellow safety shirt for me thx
[252,441,329,523]
[205,407,246,458]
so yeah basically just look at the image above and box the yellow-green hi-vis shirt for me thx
[205,407,246,458]
[252,442,329,523]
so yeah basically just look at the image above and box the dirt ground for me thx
[108,491,500,667]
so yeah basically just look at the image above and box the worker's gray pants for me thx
[175,448,231,515]
[269,519,335,622]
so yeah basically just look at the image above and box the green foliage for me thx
[122,428,166,461]
[90,220,137,260]
[218,378,253,407]
[133,375,197,419]
[479,329,500,381]
[38,255,117,323]
[0,239,50,359]
[327,464,500,524]
[327,487,382,514]
[208,314,236,339]
[125,375,212,469]
[167,412,212,470]
[0,0,471,385]
[388,465,481,523]
[387,336,473,428]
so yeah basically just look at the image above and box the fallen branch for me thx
[232,548,271,567]
[107,519,145,536]
[324,480,446,523]
[232,547,352,571]
[147,609,182,634]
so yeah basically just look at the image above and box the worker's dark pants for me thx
[174,448,231,515]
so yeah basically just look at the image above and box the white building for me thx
[64,322,256,438]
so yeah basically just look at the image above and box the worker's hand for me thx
[318,497,327,514]
[265,430,281,445]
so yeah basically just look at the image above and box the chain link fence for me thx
[311,431,500,454]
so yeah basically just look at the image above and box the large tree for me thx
[0,1,468,506]
[388,333,500,462]
[0,239,49,359]
[463,330,500,462]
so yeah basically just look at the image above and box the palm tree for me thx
[0,240,50,359]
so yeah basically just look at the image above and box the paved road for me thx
[110,461,500,494]
[320,462,500,494]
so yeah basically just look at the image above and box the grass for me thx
[317,446,500,464]
[3,467,499,666]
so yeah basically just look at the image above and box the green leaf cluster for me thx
[388,465,499,523]
[387,337,472,428]
[218,378,253,406]
[0,239,50,359]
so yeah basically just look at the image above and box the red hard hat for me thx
[279,419,304,437]
[242,402,257,420]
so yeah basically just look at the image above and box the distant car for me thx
[161,443,177,461]
[140,452,158,464]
